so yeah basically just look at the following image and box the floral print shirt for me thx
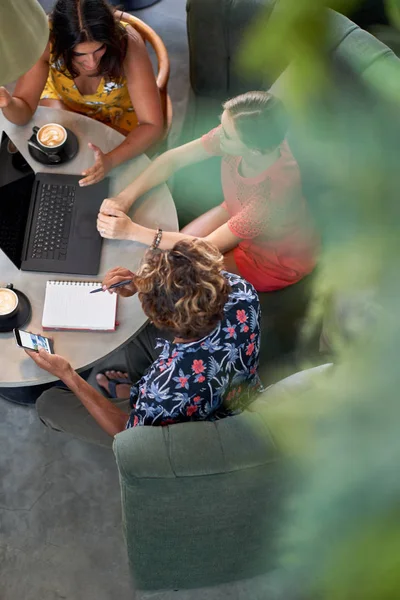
[126,272,262,427]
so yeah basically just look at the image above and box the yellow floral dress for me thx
[41,22,138,133]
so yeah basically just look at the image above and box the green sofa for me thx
[172,0,400,227]
[113,363,332,592]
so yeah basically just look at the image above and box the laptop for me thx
[0,131,108,275]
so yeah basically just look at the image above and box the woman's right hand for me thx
[102,267,137,297]
[0,87,12,109]
[100,195,132,216]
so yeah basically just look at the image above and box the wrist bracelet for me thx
[151,228,163,249]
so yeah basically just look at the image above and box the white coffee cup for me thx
[0,287,19,318]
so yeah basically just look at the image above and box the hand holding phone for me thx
[14,329,54,354]
[16,330,72,380]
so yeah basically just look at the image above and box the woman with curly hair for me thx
[28,239,262,447]
[0,0,163,186]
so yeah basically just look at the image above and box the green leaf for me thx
[386,0,400,29]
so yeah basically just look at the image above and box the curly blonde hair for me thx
[134,239,231,339]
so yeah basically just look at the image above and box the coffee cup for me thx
[32,123,67,154]
[0,287,19,319]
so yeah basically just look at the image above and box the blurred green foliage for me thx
[239,1,400,598]
[386,0,400,29]
[240,0,361,108]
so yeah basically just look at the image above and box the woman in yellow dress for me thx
[0,0,163,186]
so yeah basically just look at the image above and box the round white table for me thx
[0,107,178,387]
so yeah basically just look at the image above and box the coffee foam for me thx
[38,124,66,147]
[0,289,18,315]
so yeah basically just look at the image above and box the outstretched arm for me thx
[61,370,129,436]
[0,43,50,125]
[26,349,128,437]
[26,265,142,436]
[98,137,211,214]
[97,209,240,254]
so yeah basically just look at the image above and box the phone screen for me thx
[16,330,53,353]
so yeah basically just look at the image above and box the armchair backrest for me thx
[113,364,333,591]
[270,9,400,100]
[187,0,400,100]
[186,0,277,98]
[113,410,283,591]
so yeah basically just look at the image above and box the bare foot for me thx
[96,370,131,398]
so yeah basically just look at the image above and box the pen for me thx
[90,279,133,294]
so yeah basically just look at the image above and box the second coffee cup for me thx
[0,287,19,320]
[33,123,68,154]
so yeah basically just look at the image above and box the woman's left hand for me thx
[97,207,136,240]
[25,347,73,381]
[79,143,112,187]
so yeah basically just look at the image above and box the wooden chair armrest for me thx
[115,10,170,92]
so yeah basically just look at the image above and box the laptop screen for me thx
[0,132,35,269]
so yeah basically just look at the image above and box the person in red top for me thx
[96,91,319,291]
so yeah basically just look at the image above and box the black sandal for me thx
[96,369,132,399]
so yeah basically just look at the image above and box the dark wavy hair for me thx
[223,91,288,153]
[134,239,231,340]
[50,0,127,81]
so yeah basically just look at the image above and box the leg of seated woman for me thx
[39,98,72,111]
[36,387,130,448]
[181,205,229,237]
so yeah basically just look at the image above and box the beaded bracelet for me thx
[151,228,163,249]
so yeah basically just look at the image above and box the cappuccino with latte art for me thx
[0,288,18,316]
[37,123,67,148]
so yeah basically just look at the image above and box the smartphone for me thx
[14,329,54,354]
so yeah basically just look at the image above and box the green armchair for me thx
[113,364,332,592]
[113,411,282,591]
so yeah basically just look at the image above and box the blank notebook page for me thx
[42,281,117,331]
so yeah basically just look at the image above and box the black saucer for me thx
[0,289,32,333]
[27,127,79,165]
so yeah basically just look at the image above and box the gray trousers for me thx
[36,322,172,448]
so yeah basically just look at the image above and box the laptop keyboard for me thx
[31,183,76,260]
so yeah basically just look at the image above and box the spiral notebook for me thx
[42,281,118,331]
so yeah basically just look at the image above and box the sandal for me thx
[96,369,133,399]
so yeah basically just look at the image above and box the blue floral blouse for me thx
[126,272,262,427]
